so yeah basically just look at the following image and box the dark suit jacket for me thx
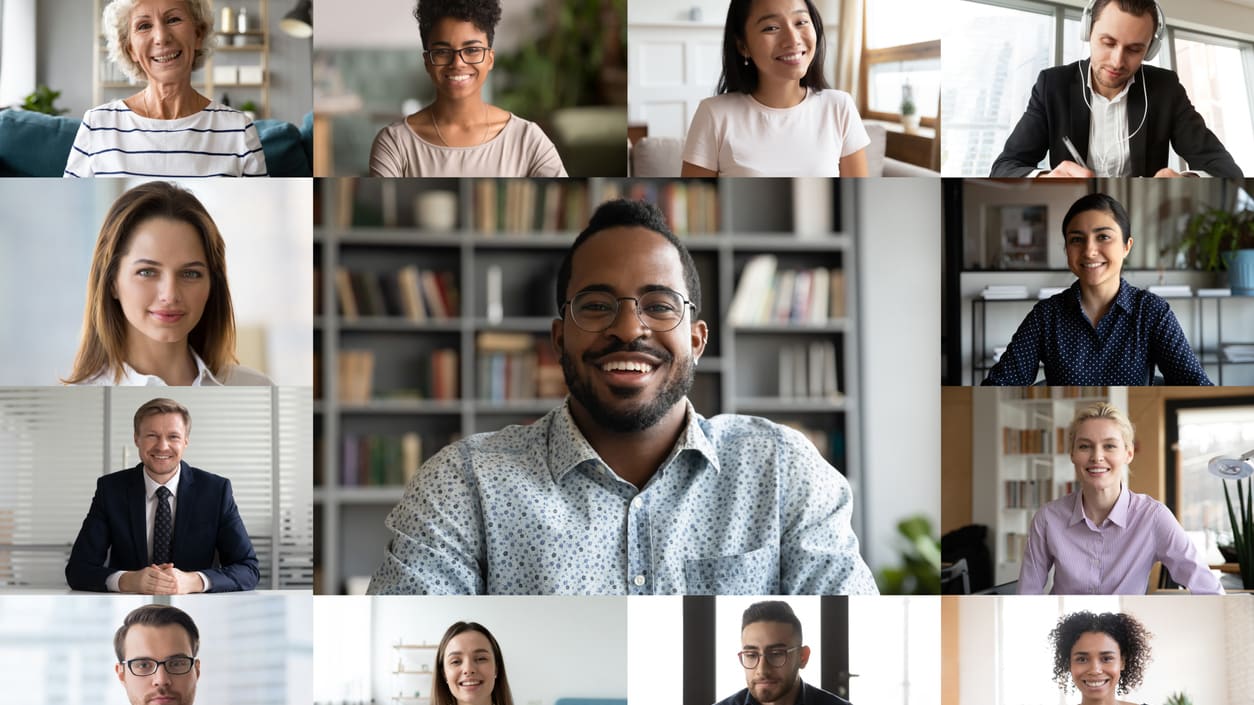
[990,60,1242,177]
[65,461,259,592]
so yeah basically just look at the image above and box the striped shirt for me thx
[64,99,267,178]
[1018,485,1223,595]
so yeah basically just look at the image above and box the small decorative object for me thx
[235,7,249,46]
[688,6,703,21]
[219,6,235,34]
[1164,692,1193,705]
[900,81,919,134]
[239,101,258,121]
[1209,449,1254,588]
[415,191,458,231]
[20,85,68,115]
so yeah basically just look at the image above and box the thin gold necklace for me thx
[430,104,490,147]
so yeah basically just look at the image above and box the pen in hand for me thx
[1062,136,1089,170]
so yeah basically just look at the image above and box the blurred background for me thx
[0,593,312,705]
[0,178,313,386]
[313,0,628,176]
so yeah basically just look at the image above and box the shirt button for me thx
[633,574,646,587]
[632,497,643,509]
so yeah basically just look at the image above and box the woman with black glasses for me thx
[369,0,567,177]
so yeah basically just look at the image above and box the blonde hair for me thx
[63,181,238,385]
[103,0,214,84]
[1067,401,1136,451]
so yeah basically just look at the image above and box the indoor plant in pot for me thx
[1167,205,1254,294]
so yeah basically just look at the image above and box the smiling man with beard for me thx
[368,199,876,595]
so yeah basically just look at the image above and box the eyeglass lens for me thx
[569,290,686,332]
[125,656,195,676]
[427,47,488,65]
[737,648,794,669]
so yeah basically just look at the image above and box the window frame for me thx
[858,0,941,128]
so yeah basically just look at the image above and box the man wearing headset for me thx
[991,0,1242,178]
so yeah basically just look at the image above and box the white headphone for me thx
[1079,0,1165,61]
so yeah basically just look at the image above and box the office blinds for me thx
[0,387,313,590]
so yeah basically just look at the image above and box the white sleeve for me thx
[834,91,871,157]
[682,98,720,171]
[64,115,94,178]
[241,121,268,177]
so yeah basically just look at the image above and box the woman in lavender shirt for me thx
[1018,401,1221,594]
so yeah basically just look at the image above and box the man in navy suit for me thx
[66,398,259,593]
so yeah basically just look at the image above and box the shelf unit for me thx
[93,0,272,118]
[314,177,862,593]
[970,291,1254,384]
[970,386,1127,585]
[390,642,438,705]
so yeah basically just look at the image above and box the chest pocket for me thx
[683,545,778,594]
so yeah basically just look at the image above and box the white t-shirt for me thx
[683,89,870,176]
[64,99,268,178]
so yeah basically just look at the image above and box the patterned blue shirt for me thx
[983,278,1212,385]
[367,399,877,595]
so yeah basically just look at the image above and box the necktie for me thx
[153,486,173,565]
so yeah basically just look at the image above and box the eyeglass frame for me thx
[422,46,492,65]
[119,655,197,677]
[737,645,803,669]
[559,287,698,333]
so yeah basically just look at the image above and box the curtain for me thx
[833,0,862,99]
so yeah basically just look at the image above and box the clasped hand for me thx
[120,563,205,594]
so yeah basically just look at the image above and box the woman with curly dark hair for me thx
[369,0,566,177]
[1049,611,1152,705]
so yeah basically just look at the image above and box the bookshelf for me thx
[93,0,272,118]
[970,386,1127,585]
[314,177,862,593]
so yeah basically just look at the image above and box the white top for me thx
[682,89,870,176]
[1086,72,1135,177]
[369,113,567,177]
[75,349,273,386]
[64,99,268,178]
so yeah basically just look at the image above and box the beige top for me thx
[369,113,567,177]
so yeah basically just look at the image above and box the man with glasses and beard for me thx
[115,605,201,705]
[368,199,875,595]
[722,601,850,705]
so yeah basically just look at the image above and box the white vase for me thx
[902,114,921,134]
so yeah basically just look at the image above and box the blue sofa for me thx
[0,108,314,177]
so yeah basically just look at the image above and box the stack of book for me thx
[778,341,840,400]
[728,255,844,325]
[476,333,566,402]
[473,180,592,234]
[1004,479,1053,509]
[624,181,719,235]
[333,266,459,321]
[340,433,422,487]
[1148,284,1192,298]
[428,349,459,400]
[980,285,1028,300]
[1001,426,1058,454]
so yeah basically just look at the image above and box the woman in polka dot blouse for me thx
[983,193,1212,385]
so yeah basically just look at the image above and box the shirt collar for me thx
[1069,484,1129,527]
[115,349,222,386]
[1088,65,1137,105]
[1067,278,1134,314]
[142,461,182,500]
[547,397,722,482]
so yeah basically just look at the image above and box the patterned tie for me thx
[153,486,173,565]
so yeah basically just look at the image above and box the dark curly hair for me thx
[1049,611,1152,695]
[413,0,503,48]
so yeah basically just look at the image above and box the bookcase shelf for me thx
[314,177,862,593]
[970,386,1127,585]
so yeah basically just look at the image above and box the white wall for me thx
[856,178,943,571]
[313,0,543,51]
[370,596,628,705]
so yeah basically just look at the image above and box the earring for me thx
[743,56,750,66]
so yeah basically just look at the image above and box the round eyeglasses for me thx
[424,47,490,65]
[121,656,196,677]
[737,646,802,669]
[561,289,695,333]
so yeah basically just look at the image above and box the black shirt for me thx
[713,680,852,705]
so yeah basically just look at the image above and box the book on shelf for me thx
[338,350,375,403]
[1005,532,1026,559]
[476,332,567,401]
[473,180,599,234]
[1001,426,1052,454]
[778,341,840,400]
[1003,386,1109,400]
[334,267,459,321]
[728,255,842,325]
[1004,479,1053,509]
[429,348,459,401]
[340,432,423,487]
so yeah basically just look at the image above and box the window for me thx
[861,0,941,125]
[847,596,939,705]
[1172,31,1254,175]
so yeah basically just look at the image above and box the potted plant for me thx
[1210,453,1254,589]
[901,96,919,134]
[1165,206,1254,294]
[1164,692,1193,705]
[876,515,940,594]
[20,85,68,116]
[239,100,258,122]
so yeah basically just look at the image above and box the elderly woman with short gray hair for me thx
[65,0,267,177]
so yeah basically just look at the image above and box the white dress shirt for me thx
[76,349,273,386]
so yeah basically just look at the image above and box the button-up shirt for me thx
[715,680,852,705]
[1018,485,1223,594]
[367,399,878,595]
[77,350,273,386]
[983,278,1212,385]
